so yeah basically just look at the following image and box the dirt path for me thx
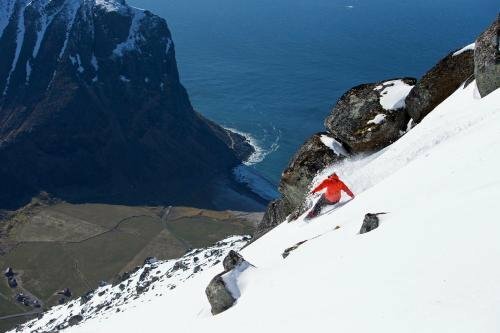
[160,207,192,250]
[0,309,42,321]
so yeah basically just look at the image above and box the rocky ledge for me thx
[255,16,499,239]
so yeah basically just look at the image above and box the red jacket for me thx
[311,174,354,203]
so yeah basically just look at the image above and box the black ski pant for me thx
[306,194,338,219]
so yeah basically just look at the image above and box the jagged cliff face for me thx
[0,0,252,209]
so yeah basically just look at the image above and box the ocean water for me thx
[129,0,497,184]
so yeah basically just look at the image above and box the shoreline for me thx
[224,127,280,202]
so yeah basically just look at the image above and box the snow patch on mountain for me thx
[91,54,99,71]
[374,79,414,110]
[57,0,81,59]
[0,0,16,40]
[29,0,64,59]
[367,113,387,125]
[453,42,475,56]
[112,7,146,57]
[2,0,27,96]
[319,135,349,157]
[95,0,129,14]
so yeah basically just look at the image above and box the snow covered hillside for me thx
[12,80,500,332]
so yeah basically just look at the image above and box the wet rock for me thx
[325,78,416,152]
[205,274,236,315]
[406,47,474,122]
[475,15,500,97]
[359,213,383,234]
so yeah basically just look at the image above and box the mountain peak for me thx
[0,0,257,210]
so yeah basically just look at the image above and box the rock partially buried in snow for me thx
[359,213,384,234]
[405,45,474,122]
[282,240,308,259]
[324,78,416,152]
[223,250,246,271]
[474,15,500,98]
[206,251,253,315]
[205,274,237,315]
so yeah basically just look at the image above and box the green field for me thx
[0,201,261,332]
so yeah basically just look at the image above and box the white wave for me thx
[225,127,281,166]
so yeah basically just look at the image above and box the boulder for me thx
[254,198,293,239]
[206,251,253,315]
[475,15,500,97]
[406,47,474,122]
[359,213,382,234]
[205,274,236,315]
[4,267,14,278]
[325,78,416,152]
[67,314,84,327]
[223,250,245,271]
[7,277,18,288]
[279,133,348,209]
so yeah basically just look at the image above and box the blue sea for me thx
[130,0,497,185]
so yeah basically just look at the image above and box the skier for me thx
[305,173,354,220]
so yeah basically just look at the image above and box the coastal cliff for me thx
[0,0,258,210]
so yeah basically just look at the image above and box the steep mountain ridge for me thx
[0,0,259,210]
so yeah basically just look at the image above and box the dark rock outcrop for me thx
[205,274,236,315]
[254,133,347,239]
[223,250,245,271]
[279,133,347,209]
[475,15,500,97]
[67,315,83,327]
[206,251,252,315]
[406,49,474,122]
[254,198,293,239]
[0,0,254,209]
[324,78,415,153]
[359,213,384,234]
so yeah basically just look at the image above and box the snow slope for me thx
[13,81,500,332]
